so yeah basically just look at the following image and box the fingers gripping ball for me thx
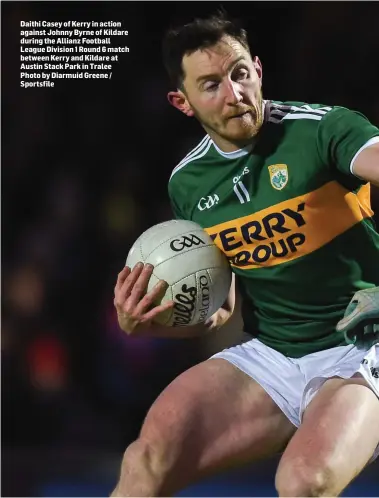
[126,220,232,327]
[336,287,379,348]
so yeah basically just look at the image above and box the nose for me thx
[224,80,243,105]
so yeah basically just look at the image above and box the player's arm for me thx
[207,272,235,329]
[114,264,235,339]
[317,107,379,187]
[352,142,379,187]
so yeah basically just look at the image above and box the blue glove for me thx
[336,287,379,349]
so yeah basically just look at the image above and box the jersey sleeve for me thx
[167,177,187,220]
[317,106,379,185]
[169,195,186,220]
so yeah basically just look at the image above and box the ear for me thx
[167,90,194,117]
[253,56,263,86]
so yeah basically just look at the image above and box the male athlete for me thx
[112,12,379,497]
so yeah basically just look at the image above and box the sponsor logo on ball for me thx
[169,234,205,252]
[198,275,210,322]
[173,284,197,326]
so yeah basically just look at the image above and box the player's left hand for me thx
[336,287,379,349]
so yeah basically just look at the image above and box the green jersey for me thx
[168,100,379,357]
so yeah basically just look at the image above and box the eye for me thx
[234,68,249,80]
[204,82,219,92]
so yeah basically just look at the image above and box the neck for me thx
[204,127,260,152]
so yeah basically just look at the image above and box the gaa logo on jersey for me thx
[268,164,289,190]
[197,194,220,211]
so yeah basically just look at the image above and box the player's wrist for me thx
[205,308,233,330]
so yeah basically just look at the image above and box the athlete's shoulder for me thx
[267,100,377,134]
[267,100,335,124]
[169,134,215,183]
[168,134,215,219]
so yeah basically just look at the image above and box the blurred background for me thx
[2,1,379,496]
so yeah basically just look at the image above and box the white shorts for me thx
[211,337,379,460]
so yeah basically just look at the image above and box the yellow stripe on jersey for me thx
[204,181,373,270]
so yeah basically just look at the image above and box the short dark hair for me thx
[162,10,250,89]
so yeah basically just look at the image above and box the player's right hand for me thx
[113,262,174,335]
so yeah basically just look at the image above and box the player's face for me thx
[168,36,264,152]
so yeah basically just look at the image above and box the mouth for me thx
[229,111,251,120]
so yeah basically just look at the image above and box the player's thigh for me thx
[140,357,295,484]
[276,376,379,496]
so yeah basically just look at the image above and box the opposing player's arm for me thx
[352,142,379,187]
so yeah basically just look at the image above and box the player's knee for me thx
[275,458,337,497]
[116,437,173,496]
